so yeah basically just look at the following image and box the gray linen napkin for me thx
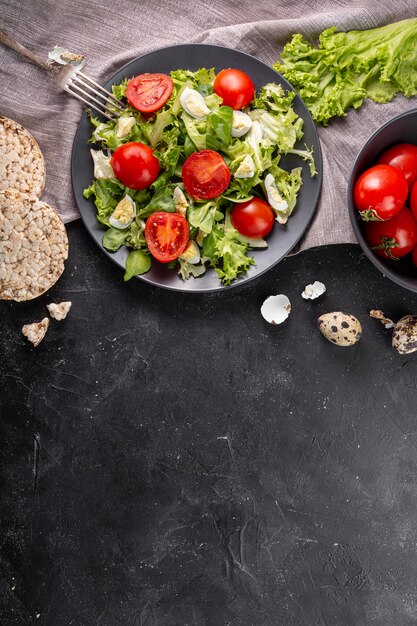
[1,0,416,251]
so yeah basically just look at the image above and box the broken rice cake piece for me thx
[22,317,50,347]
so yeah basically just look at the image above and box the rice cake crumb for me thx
[22,317,50,347]
[0,116,46,197]
[47,301,72,320]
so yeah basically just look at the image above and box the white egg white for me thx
[180,241,200,264]
[109,195,136,229]
[180,87,210,118]
[231,110,252,137]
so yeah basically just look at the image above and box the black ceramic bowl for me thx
[348,109,417,293]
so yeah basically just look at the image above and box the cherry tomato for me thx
[410,181,417,221]
[354,164,408,221]
[145,212,189,263]
[126,73,174,113]
[110,142,160,190]
[231,199,274,238]
[182,150,231,199]
[213,69,255,110]
[377,143,417,193]
[365,206,417,259]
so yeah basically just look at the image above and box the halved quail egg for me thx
[180,87,210,118]
[231,110,252,137]
[264,173,289,218]
[234,154,255,179]
[302,281,326,300]
[109,195,136,229]
[179,241,200,265]
[173,186,189,217]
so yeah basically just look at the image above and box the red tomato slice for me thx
[377,143,417,193]
[110,142,160,190]
[182,150,231,199]
[365,206,417,259]
[126,73,174,113]
[145,212,189,263]
[354,164,408,221]
[231,199,274,238]
[213,69,255,110]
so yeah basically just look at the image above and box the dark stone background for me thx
[2,222,417,626]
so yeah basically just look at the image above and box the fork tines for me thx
[64,70,125,120]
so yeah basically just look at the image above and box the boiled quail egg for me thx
[264,173,288,214]
[180,87,210,118]
[231,110,252,137]
[109,195,136,229]
[116,116,136,138]
[173,186,189,217]
[90,149,114,179]
[234,154,255,179]
[179,241,200,264]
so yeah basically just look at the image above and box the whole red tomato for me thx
[213,69,255,110]
[365,206,417,259]
[354,164,408,221]
[377,143,417,193]
[231,199,275,238]
[110,142,160,190]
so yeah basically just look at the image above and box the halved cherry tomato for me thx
[365,206,417,259]
[213,69,255,110]
[126,73,174,113]
[410,181,417,221]
[110,142,160,190]
[377,143,417,193]
[182,150,231,199]
[231,199,274,238]
[145,212,189,263]
[354,164,408,221]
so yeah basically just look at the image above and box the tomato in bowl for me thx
[348,110,417,294]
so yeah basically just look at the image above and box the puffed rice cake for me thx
[0,115,46,196]
[0,190,68,301]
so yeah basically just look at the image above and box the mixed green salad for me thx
[84,67,316,284]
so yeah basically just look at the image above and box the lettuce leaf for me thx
[275,18,417,125]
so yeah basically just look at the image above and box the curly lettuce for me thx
[274,18,417,125]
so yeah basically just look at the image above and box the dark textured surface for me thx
[2,222,417,626]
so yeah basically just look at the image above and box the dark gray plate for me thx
[71,44,322,292]
[347,109,417,294]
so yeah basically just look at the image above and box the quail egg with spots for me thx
[109,195,136,229]
[392,315,417,355]
[180,87,210,118]
[317,312,362,347]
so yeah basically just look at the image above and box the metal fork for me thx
[0,29,124,120]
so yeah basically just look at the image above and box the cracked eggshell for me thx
[302,281,326,300]
[318,312,362,347]
[392,315,417,355]
[261,294,291,325]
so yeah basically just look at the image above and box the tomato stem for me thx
[371,236,400,260]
